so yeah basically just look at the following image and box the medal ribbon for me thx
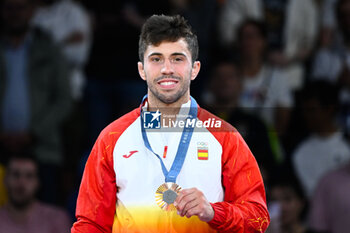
[140,95,197,183]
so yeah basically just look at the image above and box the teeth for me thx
[160,81,176,86]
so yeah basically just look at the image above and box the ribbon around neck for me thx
[140,94,197,183]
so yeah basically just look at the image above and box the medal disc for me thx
[155,182,181,211]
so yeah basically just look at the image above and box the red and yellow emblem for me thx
[197,142,208,160]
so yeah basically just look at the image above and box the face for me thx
[302,98,332,133]
[239,24,266,60]
[4,159,39,208]
[1,0,33,36]
[270,186,304,227]
[211,63,242,103]
[138,39,200,104]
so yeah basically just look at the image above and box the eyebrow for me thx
[171,52,187,57]
[147,52,187,57]
[148,52,162,57]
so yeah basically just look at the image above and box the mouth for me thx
[157,79,179,89]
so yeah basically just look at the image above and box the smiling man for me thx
[72,15,269,233]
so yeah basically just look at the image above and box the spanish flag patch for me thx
[197,142,208,160]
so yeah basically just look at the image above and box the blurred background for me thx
[0,0,350,232]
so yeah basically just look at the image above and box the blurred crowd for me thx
[0,0,350,232]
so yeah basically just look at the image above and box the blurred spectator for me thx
[292,81,350,198]
[31,0,92,192]
[205,60,277,181]
[319,0,339,48]
[218,0,262,47]
[321,0,337,36]
[81,1,170,144]
[0,0,72,203]
[32,0,92,100]
[312,0,350,95]
[0,154,71,233]
[169,0,218,98]
[308,162,350,233]
[219,0,319,89]
[267,172,315,233]
[237,20,293,137]
[281,89,313,164]
[320,0,350,140]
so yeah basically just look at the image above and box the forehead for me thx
[7,159,37,172]
[242,24,261,35]
[144,39,191,57]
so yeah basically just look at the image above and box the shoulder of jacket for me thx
[197,107,239,145]
[98,108,140,143]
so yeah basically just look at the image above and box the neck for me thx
[242,57,263,77]
[6,200,35,223]
[147,92,190,116]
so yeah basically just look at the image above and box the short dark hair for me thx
[269,169,308,220]
[237,19,267,42]
[302,80,339,108]
[138,14,199,63]
[270,171,305,201]
[5,152,38,170]
[210,59,241,78]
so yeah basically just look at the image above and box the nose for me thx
[161,59,174,75]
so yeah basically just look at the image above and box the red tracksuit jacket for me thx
[72,102,270,233]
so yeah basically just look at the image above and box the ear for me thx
[190,61,201,81]
[138,62,146,81]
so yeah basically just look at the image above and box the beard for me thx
[146,74,191,104]
[8,192,34,210]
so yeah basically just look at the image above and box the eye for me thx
[172,56,185,63]
[150,56,162,63]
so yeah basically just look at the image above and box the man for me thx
[72,15,269,233]
[32,0,91,100]
[206,60,277,181]
[311,0,350,138]
[292,81,350,198]
[312,0,350,83]
[237,20,293,138]
[31,0,92,187]
[219,0,318,90]
[0,0,72,202]
[0,154,71,232]
[267,171,316,233]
